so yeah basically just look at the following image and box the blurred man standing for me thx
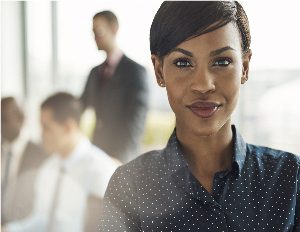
[81,11,149,163]
[1,97,47,224]
[3,92,119,232]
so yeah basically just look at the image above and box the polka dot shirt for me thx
[99,125,300,231]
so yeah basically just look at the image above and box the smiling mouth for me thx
[187,102,221,118]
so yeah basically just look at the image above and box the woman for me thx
[99,2,300,231]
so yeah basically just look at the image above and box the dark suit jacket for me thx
[81,55,149,162]
[2,141,48,223]
[17,141,48,176]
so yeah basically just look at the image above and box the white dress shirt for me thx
[5,137,119,232]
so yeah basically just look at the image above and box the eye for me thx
[173,58,192,68]
[213,57,232,67]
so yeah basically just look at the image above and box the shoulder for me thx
[246,143,300,168]
[120,55,146,72]
[119,56,149,91]
[82,143,120,172]
[110,149,165,183]
[105,149,165,201]
[86,64,101,80]
[91,64,101,72]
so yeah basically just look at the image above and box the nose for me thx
[189,68,216,94]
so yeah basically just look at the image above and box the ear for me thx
[241,49,252,84]
[151,54,165,87]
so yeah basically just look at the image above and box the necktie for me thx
[47,166,65,232]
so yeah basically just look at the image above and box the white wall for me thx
[1,2,24,100]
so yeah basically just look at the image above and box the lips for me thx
[187,101,221,118]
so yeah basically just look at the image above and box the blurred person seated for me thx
[2,92,120,232]
[1,97,48,224]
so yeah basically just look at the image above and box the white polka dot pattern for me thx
[99,125,300,231]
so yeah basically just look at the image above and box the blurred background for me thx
[2,0,300,153]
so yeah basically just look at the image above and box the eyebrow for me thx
[209,46,236,57]
[170,48,193,57]
[170,46,236,57]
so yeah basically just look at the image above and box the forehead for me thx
[173,23,242,54]
[93,16,110,28]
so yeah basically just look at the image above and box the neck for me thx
[105,43,118,57]
[59,131,82,159]
[177,122,233,179]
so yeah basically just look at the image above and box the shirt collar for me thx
[231,125,247,175]
[163,131,188,174]
[164,125,247,177]
[106,48,123,68]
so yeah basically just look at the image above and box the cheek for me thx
[164,71,186,112]
[101,34,111,44]
[166,86,178,112]
[43,128,62,144]
[227,83,240,108]
[42,131,54,148]
[223,76,240,96]
[218,69,242,108]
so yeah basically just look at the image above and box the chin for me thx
[189,119,230,138]
[96,44,104,50]
[175,108,232,138]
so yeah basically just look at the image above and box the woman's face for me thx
[152,23,251,137]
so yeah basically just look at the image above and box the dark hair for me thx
[150,1,251,58]
[41,92,82,124]
[93,10,119,28]
[1,97,21,112]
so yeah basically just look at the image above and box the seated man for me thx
[1,97,48,224]
[3,92,120,232]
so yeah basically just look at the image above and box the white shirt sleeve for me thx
[87,148,120,198]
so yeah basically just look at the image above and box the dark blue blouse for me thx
[99,125,300,232]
